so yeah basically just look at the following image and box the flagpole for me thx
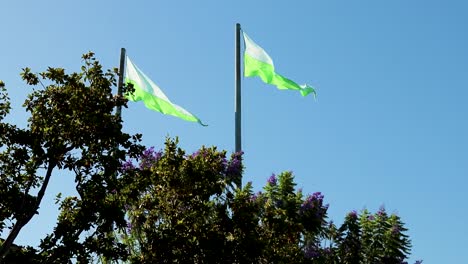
[105,48,126,264]
[235,23,242,187]
[235,24,241,153]
[116,48,126,119]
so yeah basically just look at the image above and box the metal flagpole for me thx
[235,23,242,187]
[235,24,241,153]
[116,48,126,119]
[102,47,126,264]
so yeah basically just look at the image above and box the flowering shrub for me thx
[115,139,419,263]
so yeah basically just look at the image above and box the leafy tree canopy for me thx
[0,53,143,262]
[115,140,418,264]
[0,54,421,264]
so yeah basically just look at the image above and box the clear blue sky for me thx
[1,1,467,262]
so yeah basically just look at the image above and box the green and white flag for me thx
[243,32,316,97]
[125,56,206,126]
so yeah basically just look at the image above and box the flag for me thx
[243,32,316,97]
[125,56,206,126]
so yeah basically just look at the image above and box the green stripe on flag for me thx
[243,32,316,97]
[244,54,316,97]
[125,56,206,126]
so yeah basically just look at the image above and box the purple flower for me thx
[391,225,400,235]
[191,150,201,158]
[143,146,155,156]
[302,197,315,211]
[267,174,277,185]
[377,205,386,216]
[121,160,135,171]
[368,215,375,221]
[226,151,243,177]
[139,147,162,169]
[348,210,358,219]
[126,222,133,233]
[220,156,228,168]
[304,245,320,259]
[302,192,324,209]
[312,192,324,200]
[250,193,258,202]
[301,192,328,219]
[226,159,241,176]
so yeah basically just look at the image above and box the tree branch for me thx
[0,158,56,262]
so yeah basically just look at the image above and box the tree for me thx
[0,53,143,262]
[0,54,421,263]
[325,208,413,264]
[115,140,326,263]
[117,139,419,264]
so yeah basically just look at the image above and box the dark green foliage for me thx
[118,141,246,263]
[118,142,416,264]
[0,240,40,264]
[0,54,419,263]
[335,211,362,263]
[0,53,143,262]
[323,208,413,264]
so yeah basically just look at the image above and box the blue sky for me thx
[1,0,467,262]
